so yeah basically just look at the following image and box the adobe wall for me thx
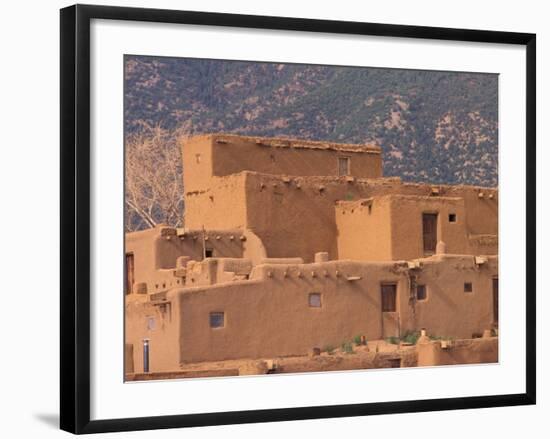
[185,258,253,287]
[245,173,497,262]
[417,337,498,366]
[181,135,215,193]
[181,134,497,263]
[181,134,382,191]
[336,197,394,261]
[184,172,249,230]
[209,134,383,180]
[337,194,497,261]
[125,293,181,373]
[125,225,245,295]
[403,255,498,338]
[160,256,497,364]
[389,195,469,259]
[176,260,402,363]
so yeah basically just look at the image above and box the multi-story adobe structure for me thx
[125,134,498,374]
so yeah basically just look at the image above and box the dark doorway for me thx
[493,278,499,325]
[388,358,401,368]
[125,253,134,295]
[422,213,438,254]
[338,157,350,176]
[381,284,397,312]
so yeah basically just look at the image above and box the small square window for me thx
[417,284,427,301]
[209,312,225,328]
[464,282,473,293]
[449,213,457,223]
[309,293,322,308]
[205,248,213,258]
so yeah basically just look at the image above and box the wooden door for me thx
[422,213,438,254]
[338,157,350,176]
[381,284,399,338]
[125,253,134,295]
[493,278,499,325]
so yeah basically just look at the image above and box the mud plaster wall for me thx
[125,226,244,294]
[185,258,253,287]
[389,195,469,260]
[210,136,382,180]
[182,135,497,263]
[139,257,497,364]
[177,261,401,363]
[338,194,497,261]
[417,337,498,366]
[181,136,214,193]
[125,294,181,373]
[125,257,497,368]
[402,255,498,339]
[243,173,497,262]
[336,198,393,261]
[185,173,248,230]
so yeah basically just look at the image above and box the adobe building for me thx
[125,134,499,375]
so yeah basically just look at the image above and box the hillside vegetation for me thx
[125,56,498,188]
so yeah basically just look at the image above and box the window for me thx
[416,284,427,301]
[205,248,213,258]
[464,282,473,293]
[125,253,134,295]
[209,312,225,328]
[338,157,350,176]
[195,153,201,164]
[449,213,457,223]
[388,358,401,368]
[493,278,499,324]
[309,293,322,308]
[381,284,397,312]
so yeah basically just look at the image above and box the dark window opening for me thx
[205,248,213,258]
[464,282,473,293]
[125,253,134,295]
[388,358,401,368]
[417,284,427,301]
[381,284,397,312]
[493,278,499,324]
[422,213,438,254]
[309,293,322,308]
[210,312,225,328]
[449,213,457,223]
[338,157,350,176]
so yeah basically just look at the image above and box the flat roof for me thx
[194,133,382,155]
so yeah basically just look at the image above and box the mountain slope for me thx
[125,56,498,186]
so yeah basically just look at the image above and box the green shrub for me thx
[353,335,363,346]
[341,342,354,354]
[386,336,400,345]
[324,345,335,355]
[401,331,421,345]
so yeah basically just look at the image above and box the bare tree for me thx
[125,123,190,232]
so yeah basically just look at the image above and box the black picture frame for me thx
[60,4,536,434]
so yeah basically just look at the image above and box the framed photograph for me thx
[60,4,536,434]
